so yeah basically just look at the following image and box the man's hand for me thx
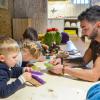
[50,58,61,65]
[49,64,63,75]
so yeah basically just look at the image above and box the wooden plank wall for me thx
[0,0,12,37]
[13,18,32,40]
[13,0,48,40]
[0,9,11,36]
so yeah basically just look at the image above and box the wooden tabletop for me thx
[0,73,94,100]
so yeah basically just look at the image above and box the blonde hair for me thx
[22,40,41,59]
[0,36,20,56]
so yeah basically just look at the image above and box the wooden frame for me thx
[0,0,8,9]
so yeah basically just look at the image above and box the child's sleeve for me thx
[0,70,24,98]
[11,67,23,78]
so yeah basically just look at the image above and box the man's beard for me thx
[88,28,98,40]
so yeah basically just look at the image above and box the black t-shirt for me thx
[89,40,100,63]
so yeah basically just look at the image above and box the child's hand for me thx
[22,72,41,87]
[42,44,49,50]
[37,56,46,62]
[22,72,32,82]
[50,58,61,65]
[23,67,33,72]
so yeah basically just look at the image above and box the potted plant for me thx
[43,28,61,55]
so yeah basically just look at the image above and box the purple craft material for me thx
[31,71,43,75]
[32,74,45,84]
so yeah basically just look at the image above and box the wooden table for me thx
[0,73,93,100]
[0,61,94,100]
[0,38,92,100]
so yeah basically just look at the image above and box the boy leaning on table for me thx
[0,36,41,98]
[50,5,100,82]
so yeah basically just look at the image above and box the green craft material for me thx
[32,65,40,71]
[44,63,54,69]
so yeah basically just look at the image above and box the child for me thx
[23,27,49,55]
[0,36,40,98]
[21,39,45,67]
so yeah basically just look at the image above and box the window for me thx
[72,0,89,4]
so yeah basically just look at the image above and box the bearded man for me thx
[50,5,100,82]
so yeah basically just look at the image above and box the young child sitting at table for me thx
[23,27,48,55]
[0,36,41,98]
[21,39,45,68]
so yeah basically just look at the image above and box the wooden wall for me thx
[13,0,48,40]
[0,0,12,37]
[13,18,32,40]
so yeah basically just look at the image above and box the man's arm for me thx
[64,56,100,82]
[83,48,93,65]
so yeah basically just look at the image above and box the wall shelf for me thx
[64,18,80,36]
